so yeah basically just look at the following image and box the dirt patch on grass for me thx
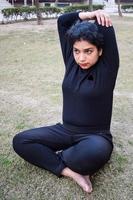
[0,19,57,33]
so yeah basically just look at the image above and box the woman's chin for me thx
[79,65,91,70]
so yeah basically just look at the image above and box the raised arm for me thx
[57,12,80,67]
[79,10,119,75]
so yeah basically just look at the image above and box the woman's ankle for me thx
[61,167,75,177]
[61,167,93,193]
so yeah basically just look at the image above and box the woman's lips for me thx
[79,63,89,67]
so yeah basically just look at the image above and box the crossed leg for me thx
[13,124,113,193]
[13,123,73,176]
[60,134,113,193]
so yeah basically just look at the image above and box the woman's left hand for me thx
[92,10,112,27]
[79,10,112,27]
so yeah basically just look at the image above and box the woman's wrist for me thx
[79,11,94,20]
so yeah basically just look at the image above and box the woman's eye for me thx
[85,50,93,54]
[73,49,79,54]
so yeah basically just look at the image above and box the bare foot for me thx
[84,175,93,192]
[61,167,93,193]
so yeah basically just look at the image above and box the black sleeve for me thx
[57,12,80,67]
[97,23,119,76]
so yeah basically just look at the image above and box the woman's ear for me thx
[99,49,103,56]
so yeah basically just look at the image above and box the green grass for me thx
[0,155,13,167]
[113,153,128,173]
[0,17,133,200]
[128,140,133,146]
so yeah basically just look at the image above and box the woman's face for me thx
[73,40,102,70]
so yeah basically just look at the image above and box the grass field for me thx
[0,17,133,200]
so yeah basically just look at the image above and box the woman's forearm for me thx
[58,12,80,29]
[79,10,112,27]
[79,11,94,21]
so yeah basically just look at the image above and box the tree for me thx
[24,0,27,6]
[35,0,43,25]
[88,0,93,11]
[11,0,14,6]
[117,0,123,17]
[55,0,59,6]
[32,0,34,6]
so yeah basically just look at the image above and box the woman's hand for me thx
[79,10,112,27]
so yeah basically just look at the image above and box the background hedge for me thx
[2,3,133,24]
[121,4,133,12]
[63,4,104,13]
[1,6,61,23]
[1,4,105,23]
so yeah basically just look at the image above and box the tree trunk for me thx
[117,0,123,17]
[24,0,27,6]
[55,0,59,6]
[32,0,34,6]
[89,0,93,11]
[35,0,43,25]
[11,0,14,6]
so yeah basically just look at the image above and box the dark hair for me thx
[67,20,104,50]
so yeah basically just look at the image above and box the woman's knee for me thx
[85,136,113,168]
[12,131,29,154]
[61,135,113,175]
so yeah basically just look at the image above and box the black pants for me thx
[13,123,113,177]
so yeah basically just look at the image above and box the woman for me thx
[13,10,119,193]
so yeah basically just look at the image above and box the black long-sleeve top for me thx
[57,12,119,133]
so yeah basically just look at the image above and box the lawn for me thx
[0,17,133,200]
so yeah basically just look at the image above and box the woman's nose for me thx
[79,53,86,62]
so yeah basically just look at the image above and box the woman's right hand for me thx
[79,10,112,27]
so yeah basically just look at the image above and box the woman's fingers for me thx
[103,14,112,27]
[84,10,112,27]
[100,15,105,26]
[95,13,101,25]
[106,17,112,26]
[95,10,112,27]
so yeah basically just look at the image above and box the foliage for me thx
[121,4,133,12]
[1,6,61,23]
[1,4,104,23]
[64,4,104,13]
